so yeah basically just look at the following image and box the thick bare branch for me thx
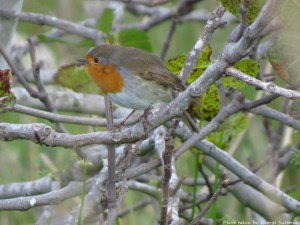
[0,180,94,210]
[12,88,106,115]
[0,176,52,199]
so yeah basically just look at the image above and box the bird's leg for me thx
[139,106,153,131]
[116,107,154,129]
[141,105,153,121]
[182,110,200,133]
[117,109,137,127]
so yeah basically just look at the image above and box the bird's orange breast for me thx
[86,58,124,94]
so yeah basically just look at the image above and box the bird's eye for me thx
[93,57,100,64]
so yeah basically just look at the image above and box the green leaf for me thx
[194,44,213,69]
[207,112,249,149]
[189,81,220,121]
[219,0,264,24]
[167,46,257,122]
[118,29,152,52]
[96,8,114,43]
[96,8,114,35]
[0,69,16,111]
[166,54,186,75]
[166,44,211,77]
[223,59,259,90]
[54,63,100,94]
[166,54,187,74]
[167,45,216,120]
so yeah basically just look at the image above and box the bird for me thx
[79,44,197,131]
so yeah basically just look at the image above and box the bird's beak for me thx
[77,59,87,64]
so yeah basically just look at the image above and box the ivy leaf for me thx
[207,112,249,149]
[167,45,215,120]
[54,63,100,94]
[166,54,186,74]
[219,0,263,24]
[167,46,250,149]
[167,47,257,121]
[118,29,152,52]
[223,59,259,90]
[188,80,220,121]
[167,45,212,76]
[0,69,16,111]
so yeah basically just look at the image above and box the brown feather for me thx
[142,68,185,91]
[118,46,186,92]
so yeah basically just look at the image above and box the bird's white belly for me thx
[108,75,173,110]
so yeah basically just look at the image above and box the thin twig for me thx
[0,10,104,42]
[28,39,54,112]
[116,174,128,206]
[160,17,178,60]
[159,131,174,225]
[12,104,137,126]
[229,0,250,42]
[35,181,60,224]
[175,94,245,157]
[28,38,66,132]
[198,164,213,197]
[274,97,290,147]
[11,18,96,61]
[216,79,227,108]
[190,180,228,225]
[118,199,153,217]
[242,93,279,110]
[63,166,108,225]
[174,139,300,215]
[121,0,199,32]
[179,4,226,83]
[225,67,300,99]
[105,96,118,225]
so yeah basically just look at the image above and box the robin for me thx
[79,44,197,131]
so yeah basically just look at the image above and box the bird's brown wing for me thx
[140,67,186,92]
[120,47,185,91]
